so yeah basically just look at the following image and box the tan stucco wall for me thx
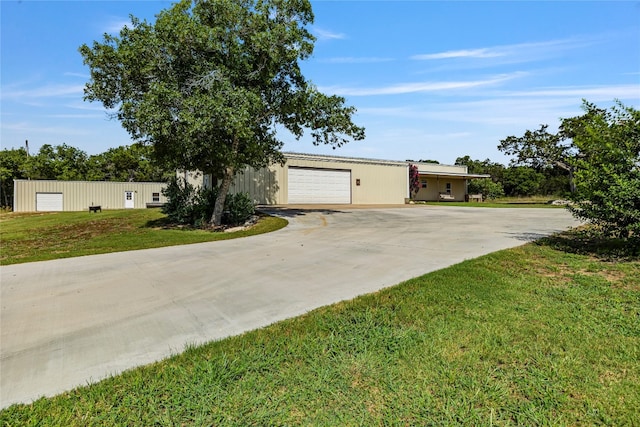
[13,180,167,212]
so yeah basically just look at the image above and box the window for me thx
[421,178,427,189]
[446,183,451,194]
[152,192,160,202]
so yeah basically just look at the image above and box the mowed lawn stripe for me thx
[1,238,638,425]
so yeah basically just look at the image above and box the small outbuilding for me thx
[13,180,167,212]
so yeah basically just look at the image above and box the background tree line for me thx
[454,156,571,200]
[0,142,173,207]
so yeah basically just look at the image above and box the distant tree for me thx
[419,159,439,164]
[496,108,607,193]
[538,166,571,196]
[29,144,89,180]
[87,143,171,182]
[454,156,505,180]
[0,148,30,208]
[567,101,640,239]
[501,166,544,197]
[468,178,504,200]
[80,0,364,226]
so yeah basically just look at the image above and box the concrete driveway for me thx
[0,206,580,408]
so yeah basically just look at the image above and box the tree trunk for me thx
[210,137,239,227]
[568,167,576,194]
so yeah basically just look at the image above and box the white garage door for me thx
[36,192,63,211]
[288,168,351,204]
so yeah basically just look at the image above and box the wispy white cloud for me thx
[320,72,525,96]
[64,72,90,79]
[320,57,394,64]
[313,27,346,40]
[1,121,90,136]
[1,84,84,100]
[104,17,131,34]
[412,48,504,60]
[501,84,640,101]
[355,84,639,133]
[411,36,598,64]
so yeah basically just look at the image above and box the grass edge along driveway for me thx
[0,209,288,266]
[1,230,638,425]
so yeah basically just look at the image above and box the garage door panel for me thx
[36,193,63,211]
[288,168,351,204]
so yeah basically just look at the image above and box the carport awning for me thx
[418,172,491,179]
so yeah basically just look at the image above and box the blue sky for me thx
[1,1,639,165]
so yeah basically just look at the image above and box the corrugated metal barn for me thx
[13,180,167,212]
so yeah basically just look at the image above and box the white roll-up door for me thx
[36,193,63,211]
[287,167,351,204]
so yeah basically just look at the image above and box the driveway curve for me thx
[0,206,580,408]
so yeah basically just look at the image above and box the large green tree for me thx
[567,101,640,239]
[80,0,365,226]
[499,100,640,239]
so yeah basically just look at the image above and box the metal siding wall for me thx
[13,180,167,212]
[230,164,283,205]
[223,156,408,206]
[350,163,407,204]
[285,158,407,205]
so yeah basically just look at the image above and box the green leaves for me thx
[80,0,364,225]
[568,101,640,239]
[499,100,640,239]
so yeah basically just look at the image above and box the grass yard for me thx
[0,209,288,265]
[1,230,638,425]
[422,196,565,208]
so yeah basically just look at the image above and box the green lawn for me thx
[419,195,567,208]
[1,230,638,426]
[0,209,288,265]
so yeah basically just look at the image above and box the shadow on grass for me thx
[536,227,640,261]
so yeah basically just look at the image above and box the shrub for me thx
[468,178,505,200]
[161,177,199,225]
[162,177,254,227]
[223,192,255,226]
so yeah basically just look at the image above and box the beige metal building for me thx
[13,180,167,212]
[14,153,487,212]
[184,152,485,205]
[234,152,410,205]
[182,152,409,205]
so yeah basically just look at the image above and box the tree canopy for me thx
[79,0,365,225]
[499,100,640,239]
[567,101,640,239]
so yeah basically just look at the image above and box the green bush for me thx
[468,178,505,200]
[161,177,199,225]
[162,177,254,227]
[223,192,255,226]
